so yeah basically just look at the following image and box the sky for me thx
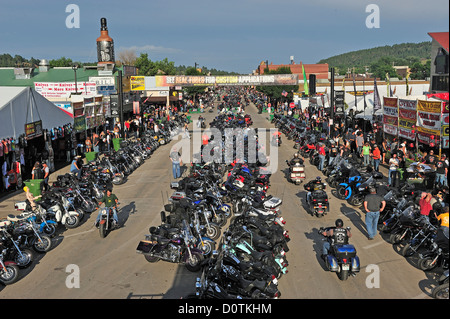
[0,0,448,74]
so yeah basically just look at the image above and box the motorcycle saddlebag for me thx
[136,240,155,254]
[334,244,357,259]
[263,197,282,209]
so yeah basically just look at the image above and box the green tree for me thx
[49,57,74,67]
[255,67,298,100]
[184,66,205,98]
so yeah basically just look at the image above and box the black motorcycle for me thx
[136,217,204,272]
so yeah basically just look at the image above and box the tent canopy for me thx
[0,86,74,140]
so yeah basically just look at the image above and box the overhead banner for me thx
[398,98,417,140]
[136,74,299,89]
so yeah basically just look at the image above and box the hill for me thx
[317,41,432,75]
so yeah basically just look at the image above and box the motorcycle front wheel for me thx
[205,224,221,241]
[99,222,108,238]
[14,249,34,268]
[185,251,204,272]
[33,235,52,253]
[0,264,20,285]
[335,186,348,200]
[418,256,438,271]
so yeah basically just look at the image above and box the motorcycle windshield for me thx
[359,176,374,189]
[384,191,394,201]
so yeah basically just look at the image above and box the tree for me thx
[117,49,137,66]
[49,57,74,67]
[255,67,298,100]
[184,66,205,98]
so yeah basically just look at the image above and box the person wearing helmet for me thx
[363,186,386,240]
[304,176,326,203]
[320,219,352,259]
[289,152,304,166]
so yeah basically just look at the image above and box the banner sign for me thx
[417,100,442,113]
[398,126,416,140]
[383,97,398,108]
[417,127,440,145]
[383,106,398,117]
[383,123,397,136]
[35,82,96,98]
[398,98,417,110]
[141,74,298,89]
[417,110,441,131]
[383,115,398,126]
[25,120,43,140]
[130,76,145,91]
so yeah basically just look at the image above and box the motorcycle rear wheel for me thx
[338,268,349,281]
[432,283,449,299]
[335,186,348,200]
[144,255,160,263]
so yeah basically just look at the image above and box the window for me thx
[431,75,449,92]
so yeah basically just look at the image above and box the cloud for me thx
[117,45,182,55]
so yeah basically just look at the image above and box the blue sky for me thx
[0,0,448,74]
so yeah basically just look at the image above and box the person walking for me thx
[363,186,386,240]
[361,142,371,166]
[371,144,381,172]
[318,143,326,171]
[435,154,448,187]
[42,162,50,191]
[388,153,399,187]
[169,148,182,179]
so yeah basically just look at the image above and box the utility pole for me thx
[117,69,124,138]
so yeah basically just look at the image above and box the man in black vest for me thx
[320,219,352,260]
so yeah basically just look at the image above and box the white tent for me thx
[0,86,74,140]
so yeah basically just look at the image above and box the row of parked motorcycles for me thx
[0,117,185,285]
[136,111,290,298]
[274,114,448,295]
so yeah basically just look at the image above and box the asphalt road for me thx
[0,101,441,299]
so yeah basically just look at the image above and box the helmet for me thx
[23,186,29,193]
[335,219,344,228]
[294,153,299,158]
[316,176,322,182]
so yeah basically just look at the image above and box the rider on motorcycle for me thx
[288,153,304,166]
[95,188,120,228]
[320,219,352,260]
[305,176,326,203]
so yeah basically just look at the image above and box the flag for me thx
[363,78,367,111]
[342,77,345,91]
[373,78,381,110]
[386,73,392,97]
[409,86,413,95]
[302,64,309,96]
[406,72,410,96]
[393,86,396,96]
[352,73,357,110]
[282,90,288,97]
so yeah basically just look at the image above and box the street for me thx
[0,100,440,299]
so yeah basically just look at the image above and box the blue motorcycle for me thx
[319,227,360,281]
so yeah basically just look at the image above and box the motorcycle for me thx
[136,218,204,272]
[0,220,34,268]
[318,227,360,281]
[96,206,120,238]
[285,160,305,184]
[432,270,449,299]
[304,180,329,218]
[0,249,20,285]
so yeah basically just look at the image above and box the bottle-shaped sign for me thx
[96,18,115,63]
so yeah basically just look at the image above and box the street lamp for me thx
[72,63,79,94]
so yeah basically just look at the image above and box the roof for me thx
[0,67,109,87]
[428,32,449,52]
[0,86,28,106]
[257,62,329,79]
